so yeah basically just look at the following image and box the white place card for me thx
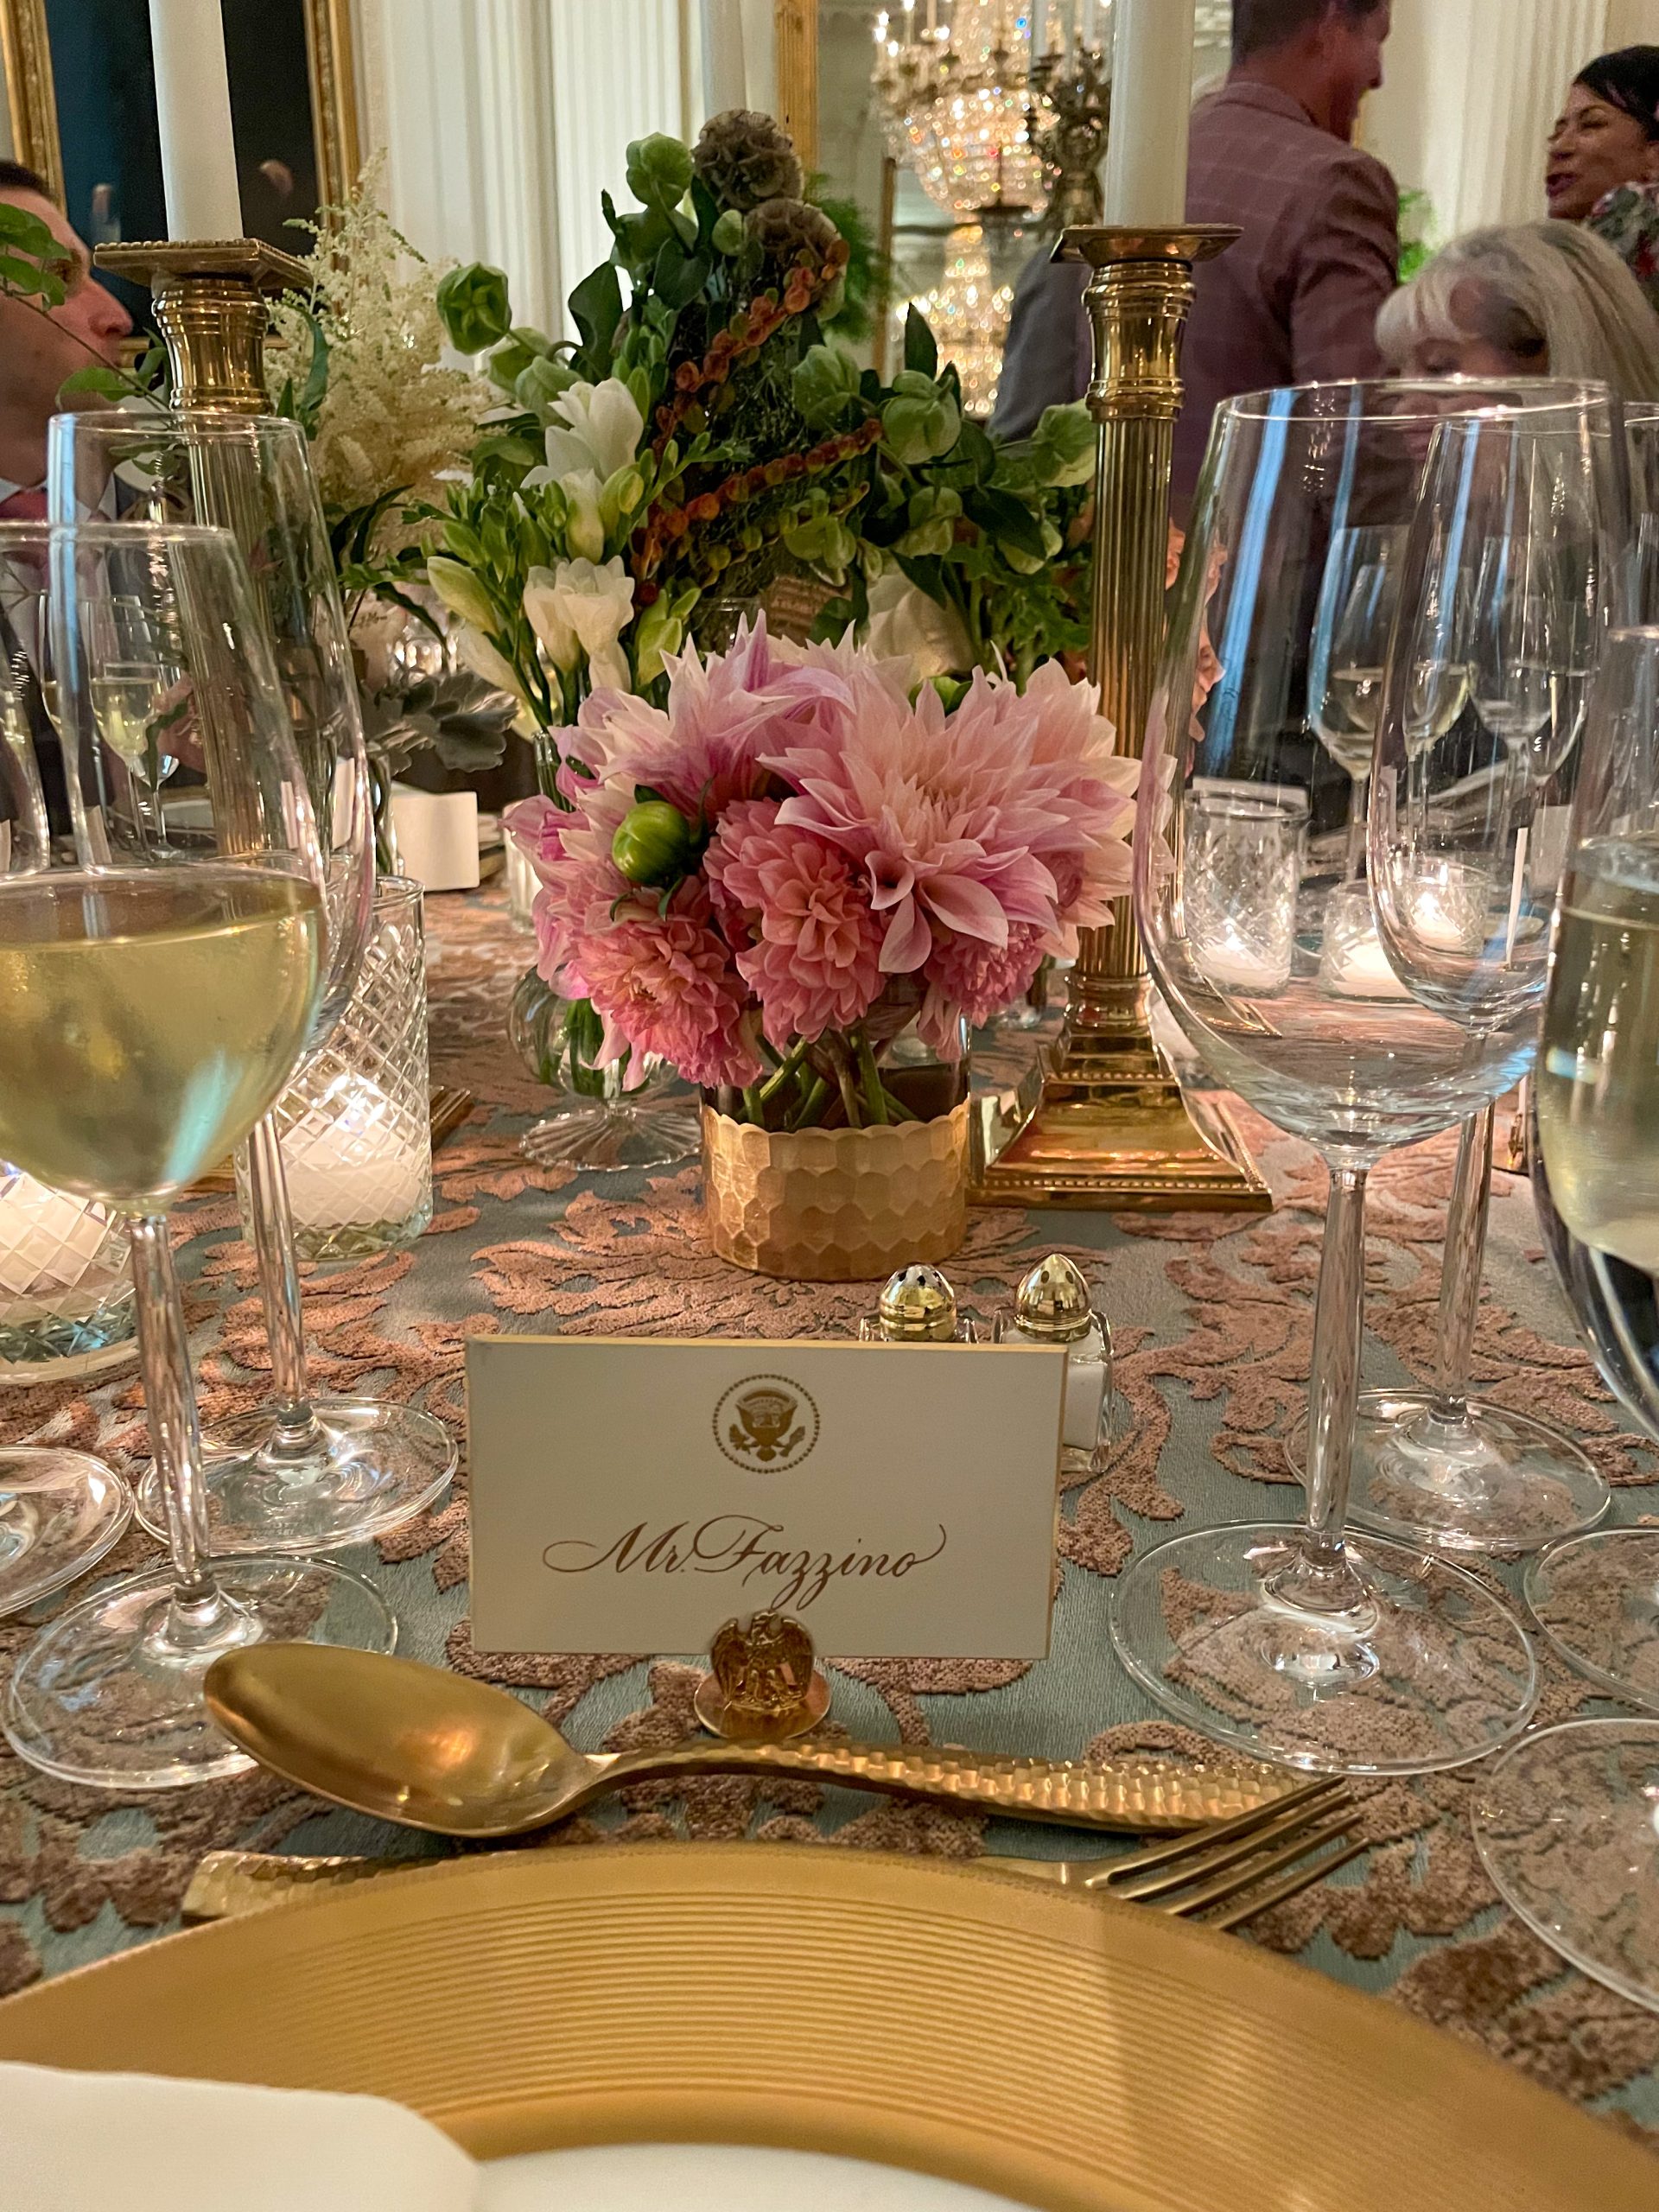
[467,1336,1066,1659]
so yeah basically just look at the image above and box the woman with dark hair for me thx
[1546,47,1659,309]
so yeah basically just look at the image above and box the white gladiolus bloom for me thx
[541,378,645,483]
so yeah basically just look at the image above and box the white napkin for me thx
[0,2061,480,2212]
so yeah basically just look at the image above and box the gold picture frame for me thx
[1,0,360,215]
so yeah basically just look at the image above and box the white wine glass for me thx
[1336,392,1614,1555]
[51,410,455,1554]
[1308,523,1403,882]
[1478,626,1659,2015]
[0,520,394,1790]
[0,530,136,1614]
[1108,382,1616,1776]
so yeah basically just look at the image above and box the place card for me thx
[467,1335,1066,1659]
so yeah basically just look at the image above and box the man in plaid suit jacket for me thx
[995,0,1398,520]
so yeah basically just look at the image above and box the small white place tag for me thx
[466,1336,1065,1659]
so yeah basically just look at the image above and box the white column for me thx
[1363,0,1619,238]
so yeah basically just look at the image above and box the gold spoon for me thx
[203,1644,1296,1839]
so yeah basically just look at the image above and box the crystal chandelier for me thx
[871,2,1051,220]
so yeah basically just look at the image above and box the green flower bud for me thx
[711,208,747,255]
[612,799,696,886]
[436,263,513,354]
[792,341,862,429]
[626,133,695,212]
[426,556,499,632]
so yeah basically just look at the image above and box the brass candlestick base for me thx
[975,224,1268,1214]
[94,239,308,413]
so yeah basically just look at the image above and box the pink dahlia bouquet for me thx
[505,617,1135,1129]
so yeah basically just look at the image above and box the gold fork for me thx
[996,1776,1365,1930]
[183,1777,1361,1927]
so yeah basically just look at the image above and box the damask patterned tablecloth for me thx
[3,889,1658,2145]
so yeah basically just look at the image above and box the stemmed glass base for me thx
[135,1400,456,1556]
[0,1447,132,1618]
[520,1098,702,1173]
[1294,1390,1611,1554]
[1110,1522,1539,1774]
[3,1554,395,1788]
[1471,1718,1659,2015]
[1523,1529,1659,1710]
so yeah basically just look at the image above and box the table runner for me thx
[3,889,1656,2145]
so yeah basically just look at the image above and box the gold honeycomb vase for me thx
[701,1102,970,1281]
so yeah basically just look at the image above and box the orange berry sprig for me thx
[632,416,880,583]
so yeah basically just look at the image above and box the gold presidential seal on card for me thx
[466,1336,1066,1659]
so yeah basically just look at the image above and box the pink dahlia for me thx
[920,923,1048,1052]
[767,652,1135,976]
[566,613,849,823]
[573,901,761,1090]
[504,793,570,887]
[707,802,885,1041]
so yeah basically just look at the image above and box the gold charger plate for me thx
[0,1842,1649,2210]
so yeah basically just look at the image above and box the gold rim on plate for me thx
[0,1842,1649,2209]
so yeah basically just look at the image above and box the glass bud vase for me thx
[509,969,700,1173]
[238,876,434,1262]
[0,1162,136,1384]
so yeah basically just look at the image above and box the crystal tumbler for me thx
[0,1163,135,1383]
[238,876,432,1262]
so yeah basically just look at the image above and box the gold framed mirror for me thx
[1,0,359,231]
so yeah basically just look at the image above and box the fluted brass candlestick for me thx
[93,239,308,412]
[976,225,1268,1212]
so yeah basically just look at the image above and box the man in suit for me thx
[0,160,132,519]
[994,0,1398,518]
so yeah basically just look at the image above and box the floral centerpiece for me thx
[507,619,1134,1275]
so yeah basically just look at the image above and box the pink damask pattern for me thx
[1,891,1656,2148]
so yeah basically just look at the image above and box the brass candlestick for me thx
[975,225,1268,1212]
[92,239,308,412]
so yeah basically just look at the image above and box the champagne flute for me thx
[1109,382,1618,1777]
[0,520,394,1789]
[1471,626,1659,2015]
[50,410,455,1554]
[1333,404,1611,1554]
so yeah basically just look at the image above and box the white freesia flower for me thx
[541,378,645,483]
[454,624,526,704]
[530,556,635,694]
[524,567,578,671]
[561,467,607,563]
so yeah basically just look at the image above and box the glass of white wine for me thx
[1308,523,1404,882]
[0,521,394,1790]
[1111,381,1618,1777]
[51,409,455,1555]
[1472,626,1659,2015]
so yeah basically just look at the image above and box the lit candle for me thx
[281,1075,429,1237]
[1102,0,1195,226]
[1199,929,1292,994]
[0,1173,124,1306]
[147,0,242,239]
[703,0,746,112]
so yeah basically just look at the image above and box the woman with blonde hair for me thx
[1376,219,1659,401]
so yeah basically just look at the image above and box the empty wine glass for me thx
[1332,394,1614,1555]
[1308,523,1403,881]
[51,410,455,1553]
[1477,626,1659,2014]
[1109,382,1620,1776]
[0,520,394,1789]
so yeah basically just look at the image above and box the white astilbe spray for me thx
[267,155,493,554]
